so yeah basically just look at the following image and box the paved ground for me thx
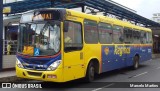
[2,55,16,69]
[39,58,160,91]
[0,71,15,78]
[1,58,160,91]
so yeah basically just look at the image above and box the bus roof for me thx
[21,8,151,32]
[66,9,152,32]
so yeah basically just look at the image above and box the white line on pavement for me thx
[133,72,148,78]
[156,67,160,69]
[91,83,114,91]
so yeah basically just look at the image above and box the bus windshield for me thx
[18,21,61,56]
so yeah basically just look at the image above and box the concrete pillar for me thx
[82,5,85,12]
[0,0,3,70]
[3,26,5,55]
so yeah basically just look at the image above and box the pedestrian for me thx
[7,41,11,55]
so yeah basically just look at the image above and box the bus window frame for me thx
[63,20,83,53]
[84,19,99,44]
[18,20,62,57]
[140,30,147,44]
[98,22,113,44]
[124,27,133,44]
[112,25,124,44]
[132,29,141,44]
[148,32,153,44]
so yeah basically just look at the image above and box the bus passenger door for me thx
[63,21,85,81]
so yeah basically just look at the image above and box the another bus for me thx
[16,8,152,82]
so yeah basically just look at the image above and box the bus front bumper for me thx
[16,66,64,82]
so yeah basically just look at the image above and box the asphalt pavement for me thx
[1,58,160,91]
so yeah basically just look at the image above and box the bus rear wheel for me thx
[85,62,95,82]
[133,56,139,70]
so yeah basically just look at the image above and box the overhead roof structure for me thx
[3,0,160,27]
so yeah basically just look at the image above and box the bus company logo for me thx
[114,45,131,56]
[104,47,110,55]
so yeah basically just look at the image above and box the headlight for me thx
[47,60,61,71]
[16,58,24,68]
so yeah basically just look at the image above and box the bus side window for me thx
[84,19,98,44]
[133,30,141,44]
[113,25,124,44]
[146,32,152,44]
[148,32,153,44]
[124,27,133,44]
[140,31,147,44]
[64,21,83,52]
[98,22,112,44]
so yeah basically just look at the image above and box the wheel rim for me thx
[135,60,138,68]
[134,57,139,68]
[89,66,94,80]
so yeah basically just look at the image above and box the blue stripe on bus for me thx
[101,45,152,72]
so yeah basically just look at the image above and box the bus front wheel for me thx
[133,56,139,70]
[85,62,95,82]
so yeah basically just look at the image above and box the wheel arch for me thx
[85,57,100,76]
[134,53,140,59]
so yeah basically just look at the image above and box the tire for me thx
[133,56,139,70]
[85,62,95,82]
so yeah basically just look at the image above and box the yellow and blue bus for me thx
[16,8,152,82]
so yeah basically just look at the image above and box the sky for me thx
[112,0,160,19]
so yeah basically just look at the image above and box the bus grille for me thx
[27,71,42,77]
[21,58,51,65]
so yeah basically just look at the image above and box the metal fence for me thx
[3,40,17,55]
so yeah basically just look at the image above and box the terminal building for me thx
[152,13,160,23]
[151,13,160,53]
[2,0,160,68]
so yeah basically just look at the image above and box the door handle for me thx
[80,52,83,60]
[81,64,85,68]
